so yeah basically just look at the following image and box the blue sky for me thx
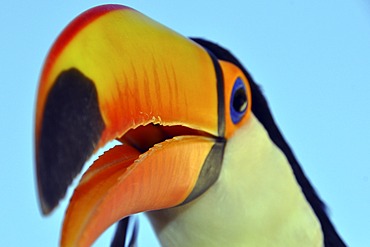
[1,0,369,246]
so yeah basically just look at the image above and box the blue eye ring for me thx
[230,77,248,124]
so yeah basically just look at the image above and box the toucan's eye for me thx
[230,77,248,124]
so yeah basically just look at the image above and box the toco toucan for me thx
[35,4,346,247]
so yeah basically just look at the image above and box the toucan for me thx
[35,4,346,247]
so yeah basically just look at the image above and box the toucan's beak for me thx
[35,4,251,247]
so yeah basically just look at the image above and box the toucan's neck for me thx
[148,114,323,247]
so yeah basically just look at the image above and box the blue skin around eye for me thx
[230,77,247,124]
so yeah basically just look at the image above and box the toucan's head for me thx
[36,4,252,246]
[35,4,345,247]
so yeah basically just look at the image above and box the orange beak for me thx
[35,4,252,246]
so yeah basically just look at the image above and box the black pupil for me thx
[233,87,247,113]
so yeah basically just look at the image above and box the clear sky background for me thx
[1,1,369,246]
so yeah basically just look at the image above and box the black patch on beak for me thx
[192,38,225,137]
[37,68,105,214]
[181,140,226,205]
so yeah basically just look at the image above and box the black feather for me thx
[111,217,138,247]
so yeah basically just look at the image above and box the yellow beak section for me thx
[35,5,222,215]
[37,5,218,140]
